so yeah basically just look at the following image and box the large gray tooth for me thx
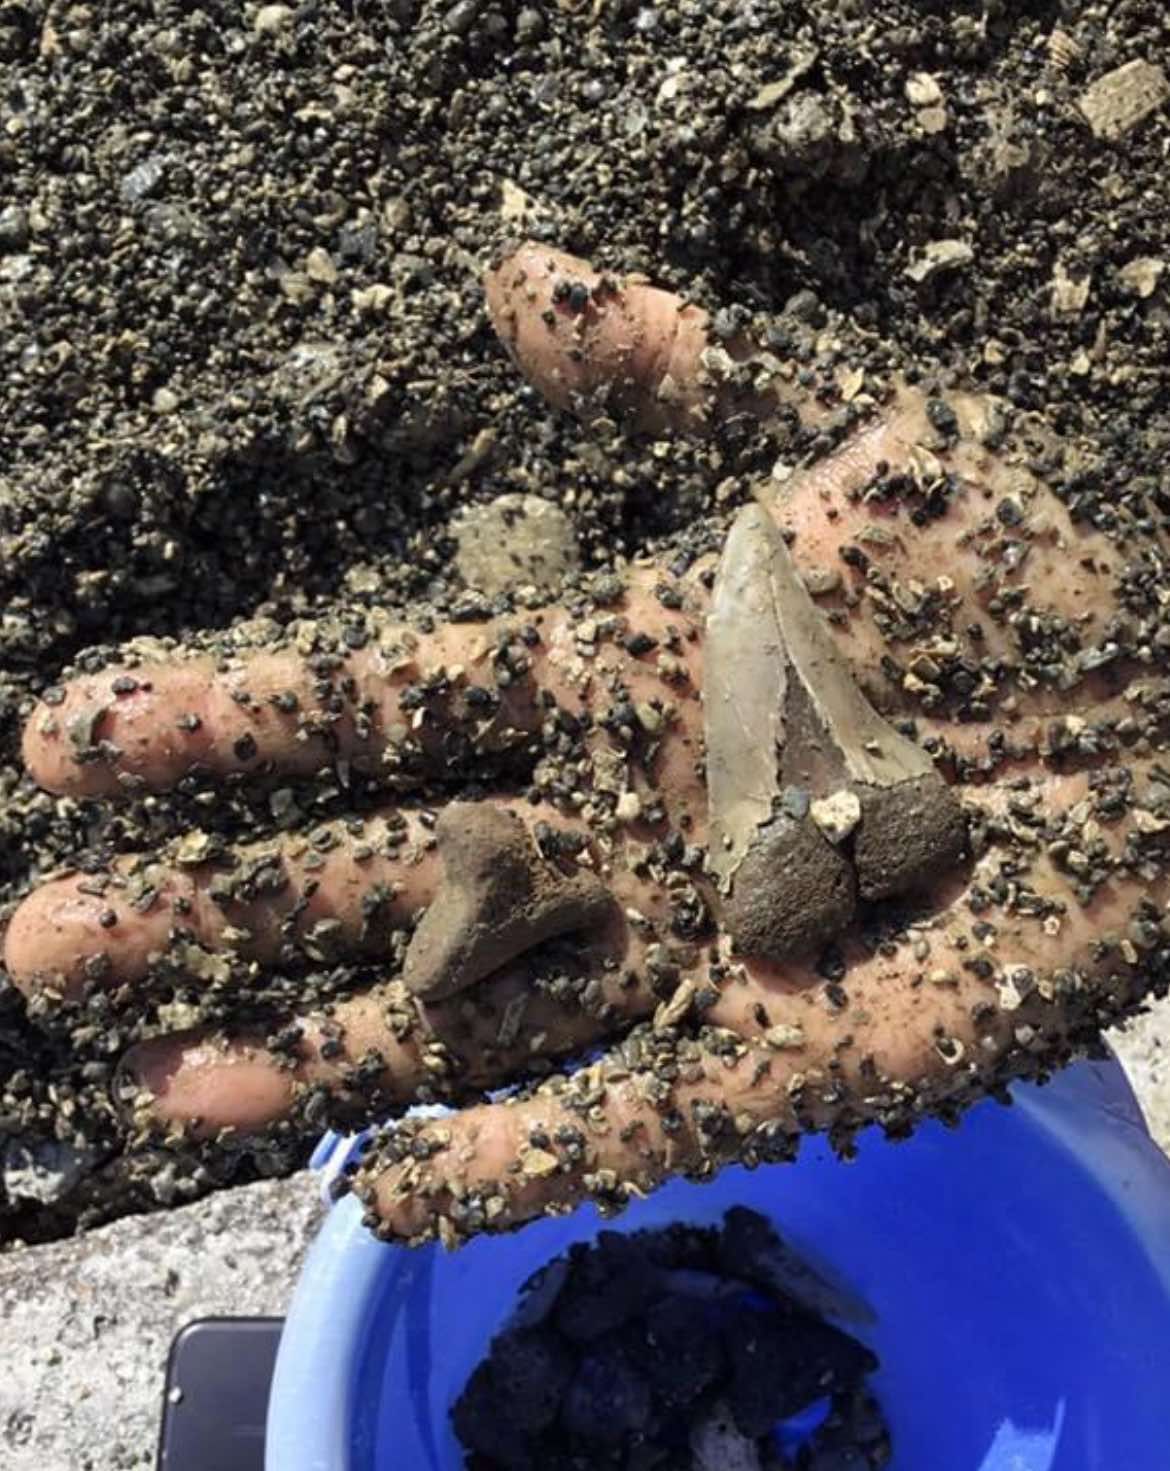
[747,498,967,900]
[704,498,966,957]
[704,501,856,962]
[747,500,940,792]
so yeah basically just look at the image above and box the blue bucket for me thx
[267,1056,1170,1471]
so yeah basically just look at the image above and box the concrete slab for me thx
[0,1173,323,1471]
[1109,996,1170,1156]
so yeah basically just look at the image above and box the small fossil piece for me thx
[401,803,616,1000]
[705,502,965,962]
[810,788,862,845]
[1118,256,1165,298]
[1079,59,1170,142]
[1051,260,1092,316]
[1047,27,1081,70]
[173,830,220,867]
[801,565,842,597]
[520,1146,561,1178]
[904,238,973,284]
[904,72,943,108]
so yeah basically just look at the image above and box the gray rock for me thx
[452,493,580,596]
[904,239,974,284]
[253,4,296,35]
[0,1172,323,1470]
[1111,1001,1170,1156]
[119,155,166,204]
[1079,59,1170,142]
[2,1138,97,1206]
[749,90,869,185]
[0,205,30,252]
[690,1401,761,1471]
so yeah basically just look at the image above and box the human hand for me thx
[7,242,1168,1244]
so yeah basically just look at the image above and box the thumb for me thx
[485,241,825,435]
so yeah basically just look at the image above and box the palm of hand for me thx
[7,243,1169,1244]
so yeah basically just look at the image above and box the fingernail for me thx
[110,1053,151,1125]
[110,1040,172,1126]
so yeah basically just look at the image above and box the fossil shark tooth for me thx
[704,498,966,961]
[402,802,616,1001]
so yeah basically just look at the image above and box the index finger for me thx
[22,620,534,799]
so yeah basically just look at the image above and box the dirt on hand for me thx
[3,0,1170,1241]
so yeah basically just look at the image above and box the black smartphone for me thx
[157,1317,284,1471]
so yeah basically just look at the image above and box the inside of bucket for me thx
[344,1076,1170,1471]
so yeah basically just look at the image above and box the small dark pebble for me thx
[490,1329,573,1432]
[452,1362,535,1470]
[561,1342,652,1443]
[554,1263,652,1341]
[724,1309,878,1437]
[637,1294,724,1406]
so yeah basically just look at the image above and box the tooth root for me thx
[721,813,857,967]
[402,803,615,1001]
[853,775,967,900]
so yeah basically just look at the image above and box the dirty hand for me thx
[7,242,1170,1245]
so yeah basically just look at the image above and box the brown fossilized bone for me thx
[401,802,616,1001]
[704,498,967,964]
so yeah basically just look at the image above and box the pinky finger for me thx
[116,929,660,1139]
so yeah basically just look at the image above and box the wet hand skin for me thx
[9,242,1170,1244]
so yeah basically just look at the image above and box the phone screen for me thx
[156,1317,283,1470]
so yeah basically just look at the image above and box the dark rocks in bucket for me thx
[723,1310,878,1437]
[562,1341,653,1443]
[637,1295,724,1407]
[452,1208,891,1471]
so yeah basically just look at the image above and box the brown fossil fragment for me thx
[705,500,966,963]
[401,802,617,1001]
[720,812,857,966]
[853,773,967,901]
